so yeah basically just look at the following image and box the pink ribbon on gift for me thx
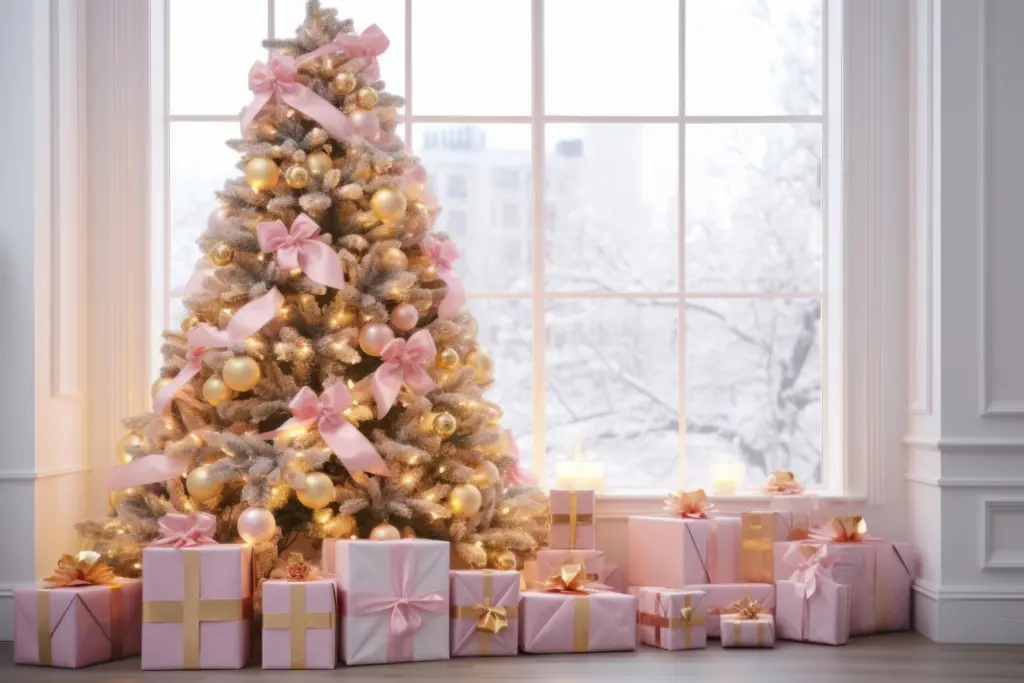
[346,543,447,662]
[785,544,840,598]
[150,512,218,548]
[304,24,390,82]
[257,214,346,290]
[107,453,191,491]
[152,288,284,414]
[421,235,465,320]
[372,330,437,417]
[263,384,390,476]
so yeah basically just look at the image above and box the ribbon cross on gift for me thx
[150,512,218,549]
[420,235,466,320]
[550,491,594,551]
[258,214,346,290]
[639,592,705,649]
[263,583,334,670]
[450,570,518,656]
[371,329,437,417]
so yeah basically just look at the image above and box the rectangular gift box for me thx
[720,613,775,648]
[450,570,520,657]
[14,579,142,669]
[550,489,596,550]
[334,539,450,665]
[519,591,637,653]
[776,578,850,645]
[683,583,776,638]
[708,517,741,584]
[628,516,710,588]
[535,549,606,586]
[637,588,707,651]
[262,579,336,669]
[321,538,343,576]
[141,544,252,670]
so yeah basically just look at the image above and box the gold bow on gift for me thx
[680,606,696,624]
[812,516,873,543]
[542,564,609,595]
[763,470,805,495]
[730,597,765,621]
[474,599,509,635]
[664,489,716,519]
[43,551,118,588]
[270,553,321,582]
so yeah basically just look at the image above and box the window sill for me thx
[590,492,867,519]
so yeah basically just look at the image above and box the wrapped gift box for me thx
[14,580,142,668]
[720,613,775,648]
[550,489,596,550]
[141,544,252,670]
[708,517,741,584]
[684,583,775,638]
[739,512,785,583]
[637,588,707,651]
[535,549,606,586]
[262,579,336,669]
[776,578,850,645]
[320,538,344,576]
[628,516,710,588]
[450,570,520,657]
[603,562,625,593]
[519,591,636,653]
[334,539,449,665]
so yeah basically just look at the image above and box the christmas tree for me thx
[79,0,547,579]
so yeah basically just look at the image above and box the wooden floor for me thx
[2,634,1022,682]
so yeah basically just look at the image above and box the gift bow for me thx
[730,597,765,621]
[264,384,389,476]
[43,551,119,588]
[372,329,437,417]
[474,599,509,635]
[305,25,390,82]
[680,606,696,624]
[763,470,806,495]
[152,288,283,414]
[421,235,466,320]
[785,543,839,597]
[810,516,876,543]
[664,489,716,519]
[270,552,321,582]
[150,512,218,548]
[258,214,346,290]
[541,564,609,595]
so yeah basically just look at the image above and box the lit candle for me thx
[710,461,746,496]
[554,439,605,492]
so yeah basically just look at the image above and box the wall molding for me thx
[983,500,1024,569]
[914,578,1024,601]
[905,436,1024,452]
[906,472,1024,488]
[0,465,91,482]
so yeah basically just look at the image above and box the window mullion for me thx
[530,0,546,481]
[677,0,688,491]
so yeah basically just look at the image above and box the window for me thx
[158,0,840,496]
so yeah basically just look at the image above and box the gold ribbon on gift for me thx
[449,570,519,655]
[550,491,593,550]
[263,583,334,669]
[811,516,871,543]
[540,564,608,595]
[143,551,249,669]
[572,596,590,653]
[638,592,706,649]
[740,512,775,583]
[731,619,770,647]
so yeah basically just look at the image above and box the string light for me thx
[133,562,142,570]
[314,508,333,524]
[437,466,446,474]
[290,268,302,277]
[400,472,416,486]
[188,433,203,447]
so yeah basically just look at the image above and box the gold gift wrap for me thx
[572,597,590,653]
[450,570,519,654]
[263,583,334,669]
[740,512,776,583]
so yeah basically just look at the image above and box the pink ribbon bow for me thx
[153,288,283,414]
[257,213,346,290]
[785,544,839,598]
[106,453,191,492]
[346,544,447,662]
[241,55,357,143]
[305,24,390,82]
[263,384,390,476]
[371,330,437,417]
[150,512,218,548]
[421,235,465,320]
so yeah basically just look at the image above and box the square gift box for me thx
[637,588,707,650]
[519,590,636,653]
[628,516,709,588]
[776,578,850,645]
[450,570,520,657]
[720,613,775,648]
[14,579,142,668]
[684,583,776,638]
[549,489,596,550]
[334,539,450,665]
[262,579,336,669]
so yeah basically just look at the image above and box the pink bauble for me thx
[376,130,405,152]
[350,109,381,141]
[237,506,277,544]
[207,208,232,232]
[391,304,419,332]
[359,322,394,356]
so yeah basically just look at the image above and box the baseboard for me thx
[0,584,15,641]
[913,580,1024,643]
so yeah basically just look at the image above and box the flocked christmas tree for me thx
[79,0,547,580]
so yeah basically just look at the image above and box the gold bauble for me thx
[434,411,457,438]
[108,487,135,511]
[305,150,333,178]
[472,460,501,488]
[210,242,234,267]
[370,187,408,224]
[331,513,358,538]
[255,119,278,140]
[355,87,379,109]
[297,472,335,509]
[202,375,234,406]
[150,376,172,399]
[333,72,358,95]
[467,349,494,381]
[116,432,142,464]
[244,157,280,191]
[181,314,200,333]
[438,348,460,370]
[448,483,482,518]
[285,165,309,189]
[409,253,438,281]
[186,464,224,502]
[378,246,408,270]
[222,356,261,392]
[492,549,517,571]
[370,522,401,541]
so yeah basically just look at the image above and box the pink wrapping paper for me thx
[450,570,520,657]
[334,539,450,665]
[141,544,252,670]
[320,538,344,576]
[628,516,709,588]
[550,489,596,550]
[535,549,606,586]
[637,588,707,651]
[519,591,637,653]
[13,580,142,669]
[708,517,741,584]
[603,562,625,593]
[683,583,776,638]
[720,613,775,648]
[261,579,336,669]
[776,579,850,645]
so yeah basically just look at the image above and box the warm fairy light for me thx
[181,499,195,512]
[188,433,203,447]
[438,466,446,474]
[257,253,265,262]
[163,418,176,430]
[134,563,142,570]
[314,508,333,524]
[330,342,344,353]
[117,528,126,535]
[223,308,234,317]
[278,306,292,319]
[285,424,309,438]
[346,379,355,389]
[297,343,313,359]
[408,455,420,466]
[475,541,484,548]
[349,534,359,540]
[430,512,440,520]
[342,408,356,421]
[501,506,511,515]
[400,472,416,486]
[290,268,302,277]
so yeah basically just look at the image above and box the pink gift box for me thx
[334,539,450,665]
[450,570,520,657]
[321,538,344,576]
[519,591,637,653]
[708,517,741,584]
[141,544,252,670]
[262,579,336,669]
[637,588,707,651]
[776,578,850,645]
[603,562,625,593]
[13,580,142,669]
[535,549,606,586]
[684,583,776,638]
[628,516,709,588]
[720,613,775,648]
[550,489,596,550]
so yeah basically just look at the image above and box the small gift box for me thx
[685,583,776,638]
[14,552,142,668]
[262,555,336,669]
[549,489,596,550]
[519,565,636,653]
[141,513,252,670]
[776,569,850,646]
[535,549,606,585]
[334,539,449,665]
[628,515,710,588]
[708,517,741,584]
[450,570,520,657]
[720,600,775,648]
[637,588,707,651]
